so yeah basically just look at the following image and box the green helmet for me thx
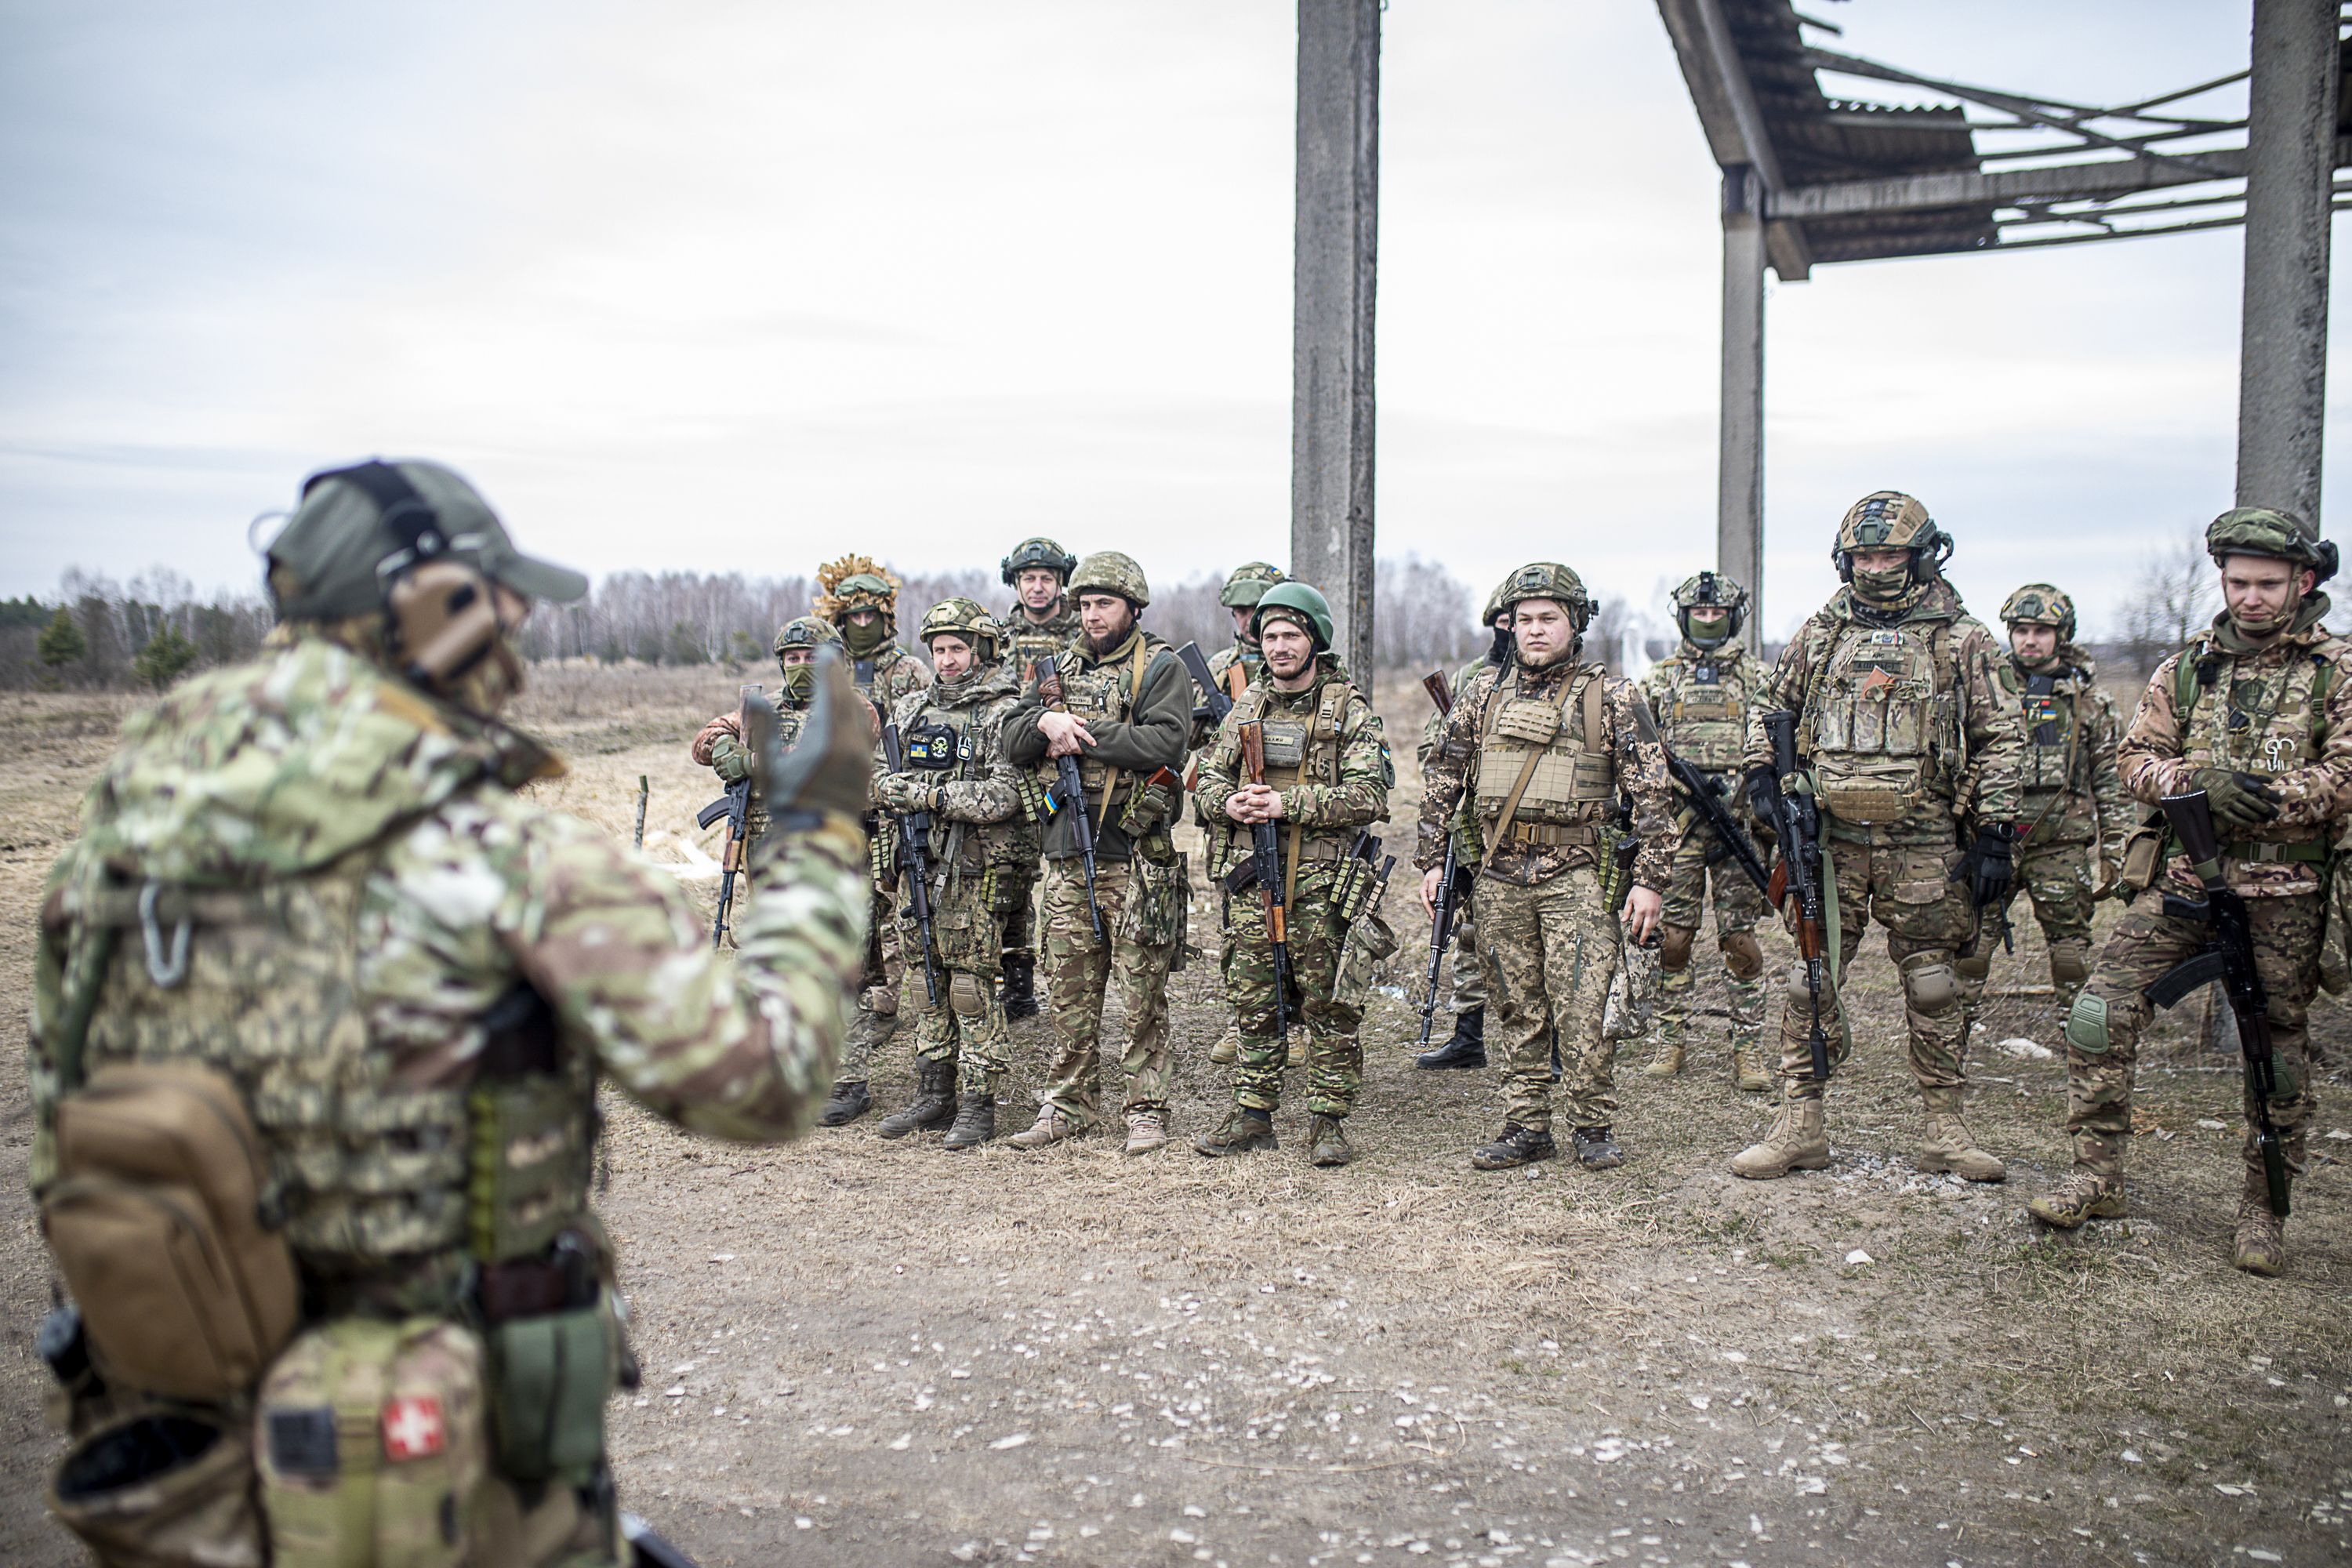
[268,458,587,621]
[1000,536,1077,587]
[772,615,841,662]
[1252,581,1334,652]
[919,596,1004,662]
[1998,583,2077,643]
[1481,578,1513,626]
[1497,561,1592,632]
[1071,550,1151,609]
[1671,570,1749,644]
[1219,561,1286,608]
[2206,506,2339,584]
[1833,490,1951,582]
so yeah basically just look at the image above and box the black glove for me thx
[1954,822,2014,908]
[749,647,873,836]
[1744,764,1780,827]
[2193,767,2281,829]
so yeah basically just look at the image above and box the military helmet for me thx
[1253,581,1334,652]
[1480,577,1513,626]
[1070,550,1151,609]
[1671,569,1749,642]
[832,572,897,616]
[1218,561,1286,608]
[772,615,841,661]
[2206,506,2339,585]
[1497,561,1592,631]
[1832,490,1951,580]
[918,596,1004,662]
[1998,583,2077,644]
[1000,536,1078,587]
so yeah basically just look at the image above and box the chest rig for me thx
[1004,611,1075,677]
[2176,633,2335,819]
[902,691,1016,869]
[1998,662,2082,803]
[1218,680,1354,866]
[1474,663,1614,850]
[1655,651,1749,772]
[1049,636,1160,808]
[1805,619,1958,824]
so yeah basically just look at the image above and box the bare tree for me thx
[2117,531,2218,677]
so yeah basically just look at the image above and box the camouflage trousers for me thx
[997,857,1041,961]
[1475,866,1621,1132]
[840,884,906,1083]
[1656,827,1767,1054]
[1958,836,2097,1013]
[1225,869,1362,1118]
[1449,910,1487,1008]
[898,884,1011,1093]
[2062,889,2321,1182]
[1775,837,1977,1101]
[1038,857,1179,1125]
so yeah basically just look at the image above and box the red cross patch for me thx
[382,1396,445,1462]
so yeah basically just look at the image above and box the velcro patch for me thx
[268,1406,339,1479]
[382,1395,446,1462]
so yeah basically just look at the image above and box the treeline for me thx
[1,569,273,691]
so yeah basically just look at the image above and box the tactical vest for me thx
[1473,663,1614,848]
[1651,648,1751,772]
[1805,620,1958,824]
[742,698,809,844]
[1218,679,1356,866]
[1997,662,2083,811]
[1003,607,1076,678]
[893,688,1022,871]
[2173,633,2338,854]
[1050,635,1169,811]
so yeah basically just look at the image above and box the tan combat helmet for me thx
[772,615,841,664]
[1219,561,1286,609]
[1671,570,1749,645]
[918,597,1005,664]
[1832,491,1951,583]
[1070,550,1151,609]
[1997,583,2076,644]
[1497,561,1592,632]
[2206,506,2339,586]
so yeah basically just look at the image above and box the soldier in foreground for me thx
[1192,583,1393,1167]
[1417,563,1675,1171]
[869,599,1036,1149]
[1639,572,1771,1091]
[1202,561,1287,1067]
[2029,508,2352,1276]
[1735,492,2023,1183]
[27,459,869,1566]
[1004,552,1194,1152]
[1414,582,1512,1071]
[997,536,1083,1019]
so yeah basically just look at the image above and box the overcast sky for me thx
[1,0,2342,640]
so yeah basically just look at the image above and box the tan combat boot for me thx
[1730,1094,1830,1179]
[1306,1114,1352,1167]
[1639,1036,1686,1078]
[1209,1027,1240,1065]
[1123,1109,1167,1156]
[2026,1167,2125,1229]
[1730,1042,1772,1093]
[1008,1105,1085,1149]
[2232,1171,2287,1276]
[1916,1087,2005,1182]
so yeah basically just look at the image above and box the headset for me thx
[299,460,510,695]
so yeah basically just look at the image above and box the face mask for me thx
[1851,562,1911,604]
[1486,626,1513,665]
[841,616,889,656]
[1685,619,1730,648]
[779,663,816,704]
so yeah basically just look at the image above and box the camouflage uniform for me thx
[1417,566,1676,1158]
[1192,563,1285,1065]
[996,601,1080,994]
[690,615,840,858]
[1002,554,1194,1148]
[1417,651,1495,1016]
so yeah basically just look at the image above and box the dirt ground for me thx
[2,666,2347,1568]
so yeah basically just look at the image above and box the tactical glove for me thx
[873,773,938,815]
[2192,768,2281,829]
[1744,764,1781,828]
[1954,822,2014,908]
[710,735,752,785]
[749,647,873,836]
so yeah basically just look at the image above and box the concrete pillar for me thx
[1719,165,1767,650]
[1291,0,1380,679]
[2234,0,2336,521]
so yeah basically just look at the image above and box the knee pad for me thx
[1658,924,1697,973]
[2048,940,2090,986]
[949,972,986,1019]
[1784,962,1816,1005]
[1898,953,1960,1018]
[1719,928,1764,982]
[2063,992,2111,1055]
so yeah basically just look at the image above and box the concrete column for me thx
[2234,0,2336,521]
[1291,0,1380,678]
[1719,165,1767,650]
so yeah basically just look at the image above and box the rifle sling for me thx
[1822,833,1842,990]
[1095,637,1153,834]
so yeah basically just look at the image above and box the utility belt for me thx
[1497,819,1599,848]
[2225,838,2328,865]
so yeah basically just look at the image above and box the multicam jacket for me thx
[1001,601,1082,683]
[1746,579,2024,848]
[2123,597,2352,898]
[1642,639,1763,778]
[1196,662,1391,882]
[1995,652,2128,855]
[1417,652,1676,891]
[854,641,932,708]
[1004,626,1192,865]
[29,637,866,1293]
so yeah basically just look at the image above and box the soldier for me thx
[1416,562,1675,1171]
[1733,492,2024,1183]
[2029,508,2352,1275]
[1202,561,1287,1067]
[26,459,869,1566]
[996,537,1083,1020]
[869,599,1038,1150]
[1414,581,1513,1070]
[816,556,933,1123]
[1638,572,1772,1092]
[1192,583,1393,1166]
[1958,584,2127,1016]
[691,614,845,862]
[1003,551,1194,1153]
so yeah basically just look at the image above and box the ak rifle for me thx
[694,683,762,948]
[1417,670,1466,1047]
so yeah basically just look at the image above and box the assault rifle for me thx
[1664,749,1773,898]
[1225,717,1290,1047]
[1759,710,1833,1083]
[2143,789,2292,1218]
[693,684,763,948]
[879,721,945,1007]
[1033,659,1105,939]
[1174,640,1236,729]
[1418,670,1466,1047]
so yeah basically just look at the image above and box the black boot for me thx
[942,1090,996,1151]
[1471,1122,1557,1171]
[879,1059,959,1138]
[1000,952,1040,1021]
[818,1080,871,1127]
[1571,1125,1624,1170]
[1416,1005,1486,1070]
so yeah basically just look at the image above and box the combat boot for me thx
[1415,1006,1485,1070]
[1008,1105,1086,1149]
[1306,1114,1352,1167]
[1730,1094,1829,1179]
[1123,1109,1167,1156]
[2232,1171,2288,1276]
[1193,1109,1276,1157]
[818,1080,872,1127]
[1730,1041,1772,1093]
[1471,1123,1556,1171]
[1209,1027,1240,1065]
[2026,1167,2125,1229]
[1570,1126,1624,1170]
[1285,1034,1307,1070]
[1639,1033,1685,1078]
[1916,1087,2005,1182]
[1000,953,1040,1021]
[942,1091,996,1151]
[879,1059,958,1138]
